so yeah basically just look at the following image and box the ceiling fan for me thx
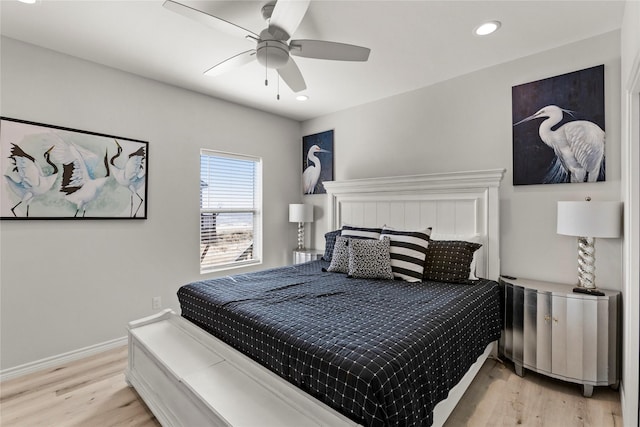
[163,0,371,94]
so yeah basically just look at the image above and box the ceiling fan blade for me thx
[290,40,370,61]
[268,0,310,40]
[204,50,256,77]
[163,0,258,40]
[277,58,306,93]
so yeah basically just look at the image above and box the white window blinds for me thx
[200,150,262,273]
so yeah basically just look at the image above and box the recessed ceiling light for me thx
[296,95,309,101]
[474,21,501,36]
[17,0,37,3]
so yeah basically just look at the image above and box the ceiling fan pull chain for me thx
[277,74,280,100]
[265,42,269,86]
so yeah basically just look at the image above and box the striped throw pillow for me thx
[380,226,432,282]
[341,225,382,240]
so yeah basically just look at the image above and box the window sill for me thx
[200,259,262,275]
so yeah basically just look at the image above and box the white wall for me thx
[303,31,623,291]
[0,37,301,370]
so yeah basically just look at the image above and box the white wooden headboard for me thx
[322,169,505,281]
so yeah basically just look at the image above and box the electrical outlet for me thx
[152,296,162,310]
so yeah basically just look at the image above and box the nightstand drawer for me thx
[293,249,322,264]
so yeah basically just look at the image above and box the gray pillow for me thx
[327,236,350,273]
[347,237,394,280]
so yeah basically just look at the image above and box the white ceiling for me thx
[0,0,625,121]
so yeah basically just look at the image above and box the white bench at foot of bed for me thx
[126,309,497,427]
[126,309,358,427]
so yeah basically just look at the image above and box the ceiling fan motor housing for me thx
[256,29,290,69]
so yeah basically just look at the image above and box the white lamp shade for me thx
[557,201,622,238]
[289,204,313,223]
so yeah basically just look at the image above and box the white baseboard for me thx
[0,336,127,382]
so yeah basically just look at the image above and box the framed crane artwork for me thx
[302,129,334,195]
[0,117,148,219]
[512,64,605,185]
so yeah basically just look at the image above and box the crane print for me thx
[511,65,605,185]
[3,143,59,217]
[303,144,330,194]
[513,105,604,183]
[60,143,111,217]
[301,130,333,194]
[109,139,146,217]
[1,117,148,218]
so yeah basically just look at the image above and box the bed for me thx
[126,169,505,427]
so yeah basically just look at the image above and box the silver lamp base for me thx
[297,222,305,250]
[577,236,597,289]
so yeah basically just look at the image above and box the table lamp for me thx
[289,204,313,250]
[557,198,622,291]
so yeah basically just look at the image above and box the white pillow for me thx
[430,233,482,280]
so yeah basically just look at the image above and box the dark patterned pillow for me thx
[347,237,394,280]
[322,229,342,261]
[327,236,350,273]
[381,227,432,282]
[430,233,482,279]
[423,240,482,283]
[341,225,383,240]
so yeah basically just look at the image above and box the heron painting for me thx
[512,65,605,185]
[302,130,333,194]
[1,117,148,219]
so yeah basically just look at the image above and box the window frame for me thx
[199,149,262,273]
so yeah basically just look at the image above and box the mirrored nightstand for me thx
[500,276,620,397]
[293,249,323,265]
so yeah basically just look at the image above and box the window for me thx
[200,149,262,273]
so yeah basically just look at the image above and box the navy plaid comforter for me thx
[178,260,501,426]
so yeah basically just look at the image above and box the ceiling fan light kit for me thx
[163,0,370,97]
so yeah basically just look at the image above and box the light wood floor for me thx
[444,357,622,426]
[0,346,622,427]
